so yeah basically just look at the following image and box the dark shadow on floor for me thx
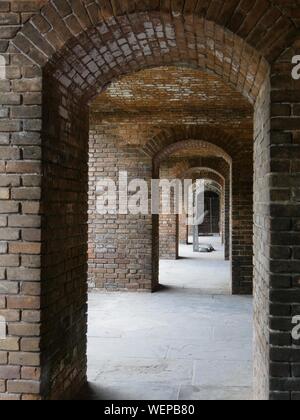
[76,383,104,401]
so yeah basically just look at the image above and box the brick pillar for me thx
[159,165,179,260]
[0,13,44,398]
[40,74,89,399]
[224,180,231,261]
[231,151,254,295]
[88,125,156,292]
[265,58,300,400]
[159,214,179,260]
[253,77,271,400]
[220,188,224,243]
[179,213,188,245]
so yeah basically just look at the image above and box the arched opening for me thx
[1,0,299,401]
[43,62,255,400]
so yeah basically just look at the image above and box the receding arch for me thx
[143,126,242,164]
[181,166,226,185]
[154,139,232,177]
[162,162,230,261]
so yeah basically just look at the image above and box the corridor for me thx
[160,236,231,294]
[84,238,253,400]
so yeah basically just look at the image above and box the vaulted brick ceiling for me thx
[91,67,252,113]
[90,66,253,153]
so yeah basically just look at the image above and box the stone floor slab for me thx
[85,237,253,400]
[179,386,253,401]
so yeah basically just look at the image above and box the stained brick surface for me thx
[0,0,299,401]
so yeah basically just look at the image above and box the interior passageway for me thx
[2,0,298,401]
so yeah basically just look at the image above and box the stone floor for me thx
[160,235,231,294]
[82,237,253,400]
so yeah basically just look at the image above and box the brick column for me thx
[224,180,231,261]
[40,74,89,399]
[159,214,179,260]
[0,2,44,399]
[159,165,179,260]
[88,125,156,292]
[265,58,300,400]
[231,150,254,295]
[179,213,188,245]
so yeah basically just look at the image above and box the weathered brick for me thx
[8,215,41,228]
[9,242,41,255]
[0,242,7,254]
[0,202,19,214]
[0,282,19,295]
[0,189,9,200]
[21,202,41,215]
[0,352,8,364]
[0,147,20,160]
[0,309,20,322]
[12,79,42,92]
[0,217,7,227]
[8,323,40,338]
[0,338,19,352]
[0,229,19,241]
[11,187,41,200]
[21,229,41,242]
[0,93,21,105]
[21,310,40,323]
[0,175,20,188]
[0,366,20,380]
[0,254,19,267]
[21,367,40,381]
[6,161,41,174]
[6,296,40,310]
[20,282,40,295]
[7,380,40,394]
[11,106,42,119]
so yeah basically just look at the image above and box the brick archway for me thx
[181,167,225,183]
[178,167,225,247]
[181,166,230,257]
[13,5,274,105]
[143,126,245,163]
[153,135,249,296]
[156,139,233,262]
[0,0,299,401]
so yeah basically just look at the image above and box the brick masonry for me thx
[88,125,155,292]
[0,0,298,401]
